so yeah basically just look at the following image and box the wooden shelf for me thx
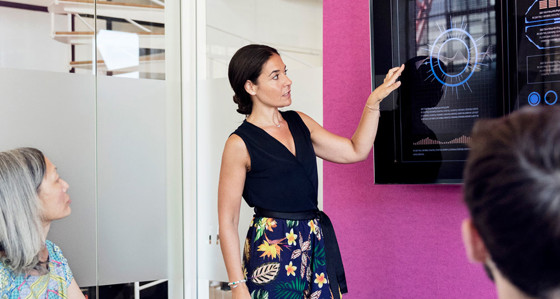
[0,0,51,7]
[53,31,164,49]
[62,0,163,9]
[70,53,165,73]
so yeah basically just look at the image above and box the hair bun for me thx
[233,94,241,105]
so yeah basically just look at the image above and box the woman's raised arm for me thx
[301,64,404,163]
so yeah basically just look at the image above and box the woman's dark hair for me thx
[228,44,279,115]
[463,106,560,298]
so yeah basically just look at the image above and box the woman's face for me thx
[38,157,71,223]
[251,54,292,108]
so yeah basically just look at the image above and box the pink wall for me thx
[323,1,497,298]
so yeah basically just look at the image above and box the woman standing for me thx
[0,147,85,298]
[218,44,403,299]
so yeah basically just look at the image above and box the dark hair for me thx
[401,56,446,108]
[463,106,560,298]
[228,44,279,115]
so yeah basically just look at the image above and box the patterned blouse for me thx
[0,240,74,299]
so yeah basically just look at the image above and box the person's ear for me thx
[244,80,257,96]
[462,218,490,263]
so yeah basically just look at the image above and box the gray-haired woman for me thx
[0,147,84,298]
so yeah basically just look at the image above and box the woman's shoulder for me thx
[231,119,252,135]
[285,110,320,133]
[281,110,300,119]
[45,240,74,287]
[226,132,246,147]
[230,120,260,144]
[283,110,313,123]
[46,240,68,264]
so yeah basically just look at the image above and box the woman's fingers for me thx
[390,65,403,73]
[386,64,404,76]
[371,65,405,103]
[384,81,401,96]
[389,64,404,78]
[384,64,404,85]
[389,80,402,91]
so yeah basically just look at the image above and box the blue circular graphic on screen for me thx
[438,38,470,78]
[544,90,558,105]
[429,28,478,87]
[528,92,541,106]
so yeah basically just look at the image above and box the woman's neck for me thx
[42,221,51,241]
[247,108,284,128]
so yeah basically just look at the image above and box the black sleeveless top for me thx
[233,110,318,212]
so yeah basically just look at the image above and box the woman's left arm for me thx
[68,278,86,299]
[301,64,404,164]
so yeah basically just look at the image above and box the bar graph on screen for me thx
[413,135,472,146]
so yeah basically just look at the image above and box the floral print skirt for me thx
[243,216,337,299]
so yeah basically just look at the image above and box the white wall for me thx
[203,0,322,79]
[0,7,70,72]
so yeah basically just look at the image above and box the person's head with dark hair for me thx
[228,44,280,115]
[401,56,446,108]
[462,106,560,299]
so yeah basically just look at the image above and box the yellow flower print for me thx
[308,220,318,234]
[285,261,297,276]
[244,238,251,261]
[285,229,297,246]
[257,235,284,259]
[314,273,327,288]
[265,218,277,232]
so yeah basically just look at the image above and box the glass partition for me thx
[0,0,183,298]
[0,0,98,292]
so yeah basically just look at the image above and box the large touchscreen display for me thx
[400,0,499,163]
[372,0,505,183]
